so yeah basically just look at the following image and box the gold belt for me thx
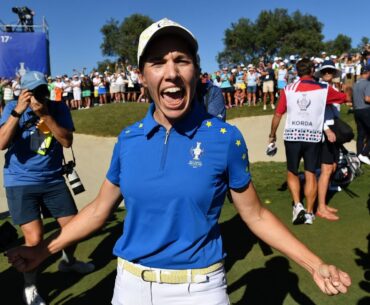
[117,257,223,284]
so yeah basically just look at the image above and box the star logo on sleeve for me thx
[220,128,227,134]
[205,121,212,128]
[125,130,131,134]
[236,140,241,147]
[138,123,143,128]
[242,153,247,160]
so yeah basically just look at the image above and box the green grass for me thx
[0,102,365,304]
[71,103,150,137]
[71,102,357,138]
[1,162,369,305]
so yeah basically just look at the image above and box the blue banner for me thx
[0,32,50,78]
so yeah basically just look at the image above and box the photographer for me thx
[12,6,35,32]
[0,71,94,305]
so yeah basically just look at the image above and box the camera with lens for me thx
[12,6,31,21]
[62,160,85,195]
[12,7,23,14]
[31,85,50,103]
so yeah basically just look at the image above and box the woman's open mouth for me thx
[161,86,185,108]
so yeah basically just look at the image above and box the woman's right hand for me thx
[7,244,47,273]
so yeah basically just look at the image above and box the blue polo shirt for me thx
[106,100,251,269]
[0,100,74,187]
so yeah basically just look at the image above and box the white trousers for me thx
[111,264,230,305]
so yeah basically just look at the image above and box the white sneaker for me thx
[271,104,275,110]
[292,202,306,225]
[263,105,267,111]
[358,154,370,165]
[58,260,95,274]
[23,285,46,305]
[304,213,315,225]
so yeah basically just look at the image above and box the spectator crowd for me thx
[0,47,368,115]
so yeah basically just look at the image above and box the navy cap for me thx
[314,60,341,78]
[20,71,47,90]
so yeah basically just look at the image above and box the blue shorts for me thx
[247,86,257,93]
[221,87,234,94]
[98,87,107,95]
[278,80,287,89]
[6,181,77,225]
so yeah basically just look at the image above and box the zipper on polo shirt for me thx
[160,129,171,170]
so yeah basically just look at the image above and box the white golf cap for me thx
[137,18,198,68]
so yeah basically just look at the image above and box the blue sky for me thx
[1,0,369,76]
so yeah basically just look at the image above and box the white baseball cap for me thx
[137,18,198,68]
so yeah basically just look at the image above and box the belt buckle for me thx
[141,269,161,283]
[140,269,151,282]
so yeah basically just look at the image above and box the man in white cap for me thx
[8,19,351,305]
[321,51,328,60]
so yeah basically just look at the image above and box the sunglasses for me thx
[321,69,335,75]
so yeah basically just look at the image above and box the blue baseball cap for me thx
[20,71,47,90]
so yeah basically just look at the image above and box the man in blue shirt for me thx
[8,19,351,305]
[0,71,94,305]
[197,72,226,121]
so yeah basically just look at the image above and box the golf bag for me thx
[331,145,362,188]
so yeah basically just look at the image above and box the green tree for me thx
[359,36,369,48]
[325,34,352,56]
[280,11,324,58]
[100,14,153,66]
[218,9,324,65]
[217,18,256,66]
[254,9,294,58]
[95,59,117,74]
[355,36,370,53]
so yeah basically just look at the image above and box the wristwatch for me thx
[11,109,22,118]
